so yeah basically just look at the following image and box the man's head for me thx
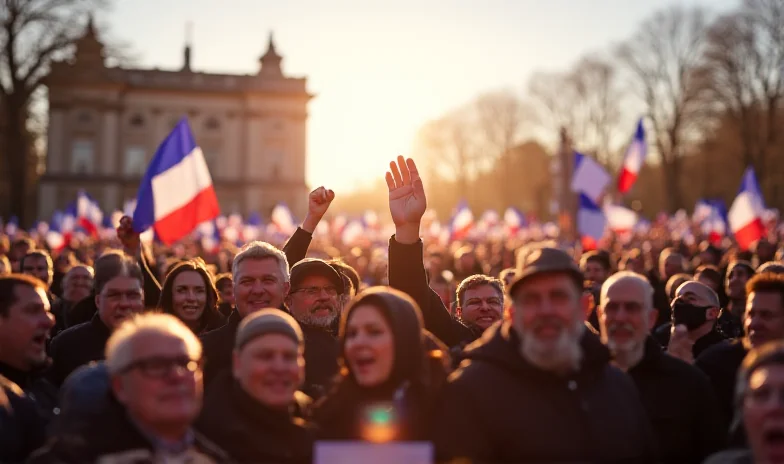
[106,313,203,438]
[694,265,723,294]
[620,249,646,275]
[62,265,95,304]
[758,262,784,275]
[10,238,34,263]
[744,273,784,350]
[0,275,54,371]
[671,281,721,333]
[598,271,656,357]
[285,258,345,328]
[20,250,53,289]
[734,342,784,463]
[430,271,454,309]
[94,251,145,331]
[580,251,612,285]
[233,309,304,410]
[0,255,10,276]
[328,259,360,315]
[214,273,234,306]
[232,241,290,318]
[666,273,693,301]
[727,260,755,302]
[508,247,587,374]
[698,242,722,267]
[456,274,504,331]
[659,248,685,280]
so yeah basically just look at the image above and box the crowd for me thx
[1,156,784,463]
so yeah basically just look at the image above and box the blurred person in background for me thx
[158,259,225,335]
[719,260,755,339]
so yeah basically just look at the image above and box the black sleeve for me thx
[694,371,728,459]
[432,377,494,461]
[388,236,471,347]
[138,246,161,308]
[46,335,65,387]
[282,227,313,269]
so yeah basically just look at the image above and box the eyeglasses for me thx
[120,356,202,379]
[291,286,338,297]
[104,290,144,303]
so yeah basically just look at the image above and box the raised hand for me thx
[386,156,426,244]
[116,216,141,255]
[667,324,695,364]
[302,186,335,233]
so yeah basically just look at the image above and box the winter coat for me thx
[696,339,748,426]
[0,361,59,425]
[196,373,315,464]
[48,313,111,387]
[432,321,657,463]
[0,375,47,464]
[653,323,728,358]
[628,337,726,462]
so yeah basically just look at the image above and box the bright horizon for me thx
[104,0,737,195]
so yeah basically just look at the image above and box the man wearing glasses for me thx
[31,313,228,463]
[49,251,146,386]
[285,258,346,398]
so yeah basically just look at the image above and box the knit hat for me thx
[235,309,304,349]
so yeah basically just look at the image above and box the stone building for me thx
[39,18,311,220]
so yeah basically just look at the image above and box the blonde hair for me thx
[105,313,202,375]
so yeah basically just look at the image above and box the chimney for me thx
[183,22,192,71]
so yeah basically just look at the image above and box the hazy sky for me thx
[104,0,738,193]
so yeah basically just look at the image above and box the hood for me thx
[461,320,611,376]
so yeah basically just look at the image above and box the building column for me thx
[101,109,119,175]
[103,184,120,213]
[38,183,58,221]
[47,109,66,174]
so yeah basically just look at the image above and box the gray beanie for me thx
[235,309,304,349]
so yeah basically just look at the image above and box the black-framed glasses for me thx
[120,356,202,379]
[291,286,339,297]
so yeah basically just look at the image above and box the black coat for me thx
[196,373,314,464]
[653,323,728,358]
[0,375,47,464]
[0,362,59,425]
[300,323,340,399]
[387,236,475,347]
[200,227,312,390]
[29,396,230,464]
[48,313,111,387]
[628,337,726,462]
[432,321,657,463]
[696,339,749,427]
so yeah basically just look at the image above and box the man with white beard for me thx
[433,246,656,463]
[284,258,346,398]
[598,271,725,462]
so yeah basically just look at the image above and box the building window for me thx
[70,139,94,174]
[78,112,92,124]
[129,114,145,128]
[124,146,147,176]
[205,117,220,131]
[201,148,218,176]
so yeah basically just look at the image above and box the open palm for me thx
[386,156,427,227]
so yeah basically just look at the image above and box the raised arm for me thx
[117,216,161,308]
[282,187,334,268]
[385,156,467,346]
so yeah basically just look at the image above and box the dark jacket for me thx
[200,227,312,389]
[50,298,72,337]
[196,373,314,464]
[64,293,96,329]
[432,321,656,463]
[300,323,340,399]
[48,313,111,387]
[628,337,726,462]
[653,323,728,358]
[696,339,749,427]
[387,236,475,347]
[0,361,59,425]
[0,375,47,464]
[703,449,754,464]
[28,396,230,464]
[717,309,743,339]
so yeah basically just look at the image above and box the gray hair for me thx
[232,241,290,283]
[105,313,202,375]
[675,280,721,308]
[600,271,654,311]
[63,264,95,284]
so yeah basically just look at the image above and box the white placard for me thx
[314,441,433,464]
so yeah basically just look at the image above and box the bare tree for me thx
[528,70,579,145]
[702,0,784,196]
[473,89,531,201]
[617,6,713,212]
[0,0,108,224]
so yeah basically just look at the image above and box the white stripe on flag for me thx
[151,147,213,220]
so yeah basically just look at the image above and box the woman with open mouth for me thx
[313,287,451,442]
[157,259,225,335]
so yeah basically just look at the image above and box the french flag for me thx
[577,194,606,250]
[450,202,474,240]
[133,118,220,244]
[617,118,647,195]
[503,207,526,236]
[571,152,610,204]
[243,212,263,242]
[270,203,297,235]
[76,190,103,237]
[728,167,766,250]
[696,199,728,245]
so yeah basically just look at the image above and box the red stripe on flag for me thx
[154,187,220,244]
[617,169,637,194]
[78,217,99,238]
[581,236,597,251]
[734,218,765,251]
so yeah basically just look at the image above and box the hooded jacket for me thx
[432,321,656,463]
[628,337,725,462]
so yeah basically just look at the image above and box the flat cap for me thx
[235,309,304,349]
[289,258,346,294]
[508,247,583,297]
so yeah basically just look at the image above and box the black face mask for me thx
[671,300,712,331]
